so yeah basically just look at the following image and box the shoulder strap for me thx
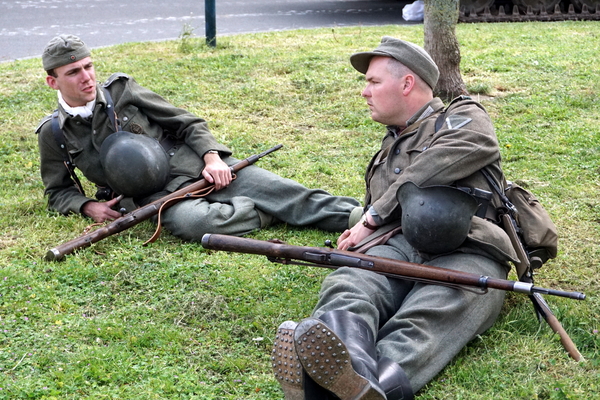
[101,86,120,131]
[480,167,518,216]
[50,110,86,196]
[434,112,445,133]
[101,72,130,132]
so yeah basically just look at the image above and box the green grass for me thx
[0,21,599,399]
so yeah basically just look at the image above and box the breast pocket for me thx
[405,136,435,164]
[118,104,147,133]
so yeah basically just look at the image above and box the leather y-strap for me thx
[100,87,120,132]
[51,111,86,195]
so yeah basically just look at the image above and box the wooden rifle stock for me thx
[45,144,282,261]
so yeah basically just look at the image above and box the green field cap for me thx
[350,36,439,89]
[42,34,91,71]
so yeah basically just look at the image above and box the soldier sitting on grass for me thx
[36,34,360,241]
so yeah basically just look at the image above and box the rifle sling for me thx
[142,174,237,245]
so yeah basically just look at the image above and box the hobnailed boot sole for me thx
[272,321,304,400]
[294,318,385,400]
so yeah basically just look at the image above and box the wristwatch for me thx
[206,150,219,155]
[361,215,378,230]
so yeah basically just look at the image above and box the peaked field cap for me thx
[350,36,440,89]
[42,34,91,71]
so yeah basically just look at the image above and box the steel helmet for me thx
[397,181,479,254]
[100,131,170,198]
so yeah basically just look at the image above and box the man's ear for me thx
[401,74,416,95]
[46,75,58,90]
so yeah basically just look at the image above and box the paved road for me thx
[0,0,412,63]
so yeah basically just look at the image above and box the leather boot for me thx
[294,310,386,400]
[378,357,414,400]
[272,321,340,400]
[272,321,304,400]
[302,359,413,400]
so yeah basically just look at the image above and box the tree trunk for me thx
[423,0,467,101]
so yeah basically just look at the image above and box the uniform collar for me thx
[55,82,103,129]
[405,97,445,126]
[386,97,445,137]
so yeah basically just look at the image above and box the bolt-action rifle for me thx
[201,233,586,360]
[45,145,282,261]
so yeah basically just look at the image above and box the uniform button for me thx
[122,116,129,122]
[395,148,400,155]
[394,168,401,174]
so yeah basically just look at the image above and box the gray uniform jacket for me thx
[363,96,518,264]
[36,73,231,215]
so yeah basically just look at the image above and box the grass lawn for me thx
[0,21,598,399]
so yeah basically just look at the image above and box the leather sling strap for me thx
[51,111,86,195]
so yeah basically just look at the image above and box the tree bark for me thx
[423,0,468,101]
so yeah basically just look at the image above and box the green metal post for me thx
[205,0,216,47]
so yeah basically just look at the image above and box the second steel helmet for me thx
[397,181,479,254]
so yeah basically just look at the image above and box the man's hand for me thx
[337,214,377,250]
[81,196,123,223]
[202,152,232,190]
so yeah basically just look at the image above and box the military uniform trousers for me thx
[312,234,507,392]
[159,157,360,241]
